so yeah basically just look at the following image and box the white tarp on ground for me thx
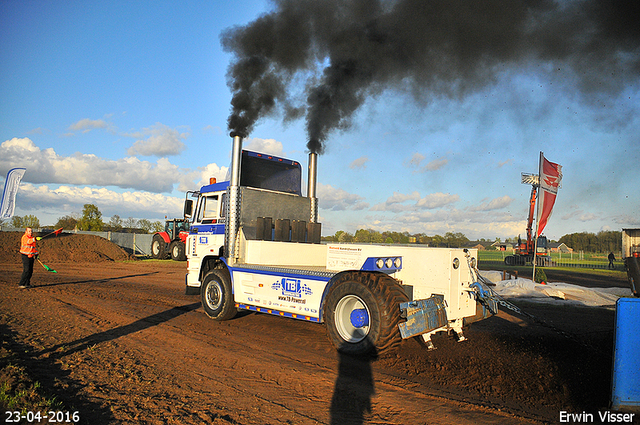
[479,271,633,308]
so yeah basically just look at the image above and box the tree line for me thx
[323,229,477,248]
[4,207,626,252]
[558,230,622,253]
[324,228,625,253]
[4,204,165,234]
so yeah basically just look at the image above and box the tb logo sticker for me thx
[272,278,312,299]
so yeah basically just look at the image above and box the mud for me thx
[0,232,629,424]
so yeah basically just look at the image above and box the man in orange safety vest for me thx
[19,227,38,288]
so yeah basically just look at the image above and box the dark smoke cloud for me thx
[221,0,640,153]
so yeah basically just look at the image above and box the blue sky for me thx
[1,0,638,241]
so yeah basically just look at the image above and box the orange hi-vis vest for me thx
[20,234,38,257]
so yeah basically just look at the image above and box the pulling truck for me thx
[184,136,496,355]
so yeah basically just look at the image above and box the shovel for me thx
[36,228,63,241]
[37,258,57,273]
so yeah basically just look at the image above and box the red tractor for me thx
[151,218,190,261]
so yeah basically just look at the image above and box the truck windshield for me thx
[239,151,302,195]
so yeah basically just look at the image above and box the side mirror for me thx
[184,199,193,219]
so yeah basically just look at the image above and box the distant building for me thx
[547,242,573,253]
[465,241,491,251]
[491,241,515,252]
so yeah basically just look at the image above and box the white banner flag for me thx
[0,168,27,219]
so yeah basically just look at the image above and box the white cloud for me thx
[468,195,513,211]
[371,191,459,212]
[16,183,184,220]
[194,163,229,189]
[371,191,421,212]
[244,137,284,156]
[577,213,599,222]
[317,183,369,211]
[423,157,448,171]
[416,192,459,209]
[1,137,183,193]
[349,156,369,169]
[126,123,188,157]
[561,210,599,222]
[406,153,449,173]
[202,125,223,135]
[407,153,425,167]
[68,118,109,133]
[613,214,640,226]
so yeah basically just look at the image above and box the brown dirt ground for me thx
[0,232,634,424]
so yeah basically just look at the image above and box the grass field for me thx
[478,249,624,270]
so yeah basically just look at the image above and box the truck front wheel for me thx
[201,270,237,321]
[324,272,408,356]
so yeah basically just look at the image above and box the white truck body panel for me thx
[231,268,326,320]
[232,241,478,324]
[241,240,326,267]
[325,243,477,320]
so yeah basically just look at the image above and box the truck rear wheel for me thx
[170,241,186,261]
[201,269,237,321]
[151,234,167,259]
[324,272,408,356]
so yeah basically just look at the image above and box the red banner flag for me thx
[536,153,562,236]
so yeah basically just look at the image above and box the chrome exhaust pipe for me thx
[225,135,243,262]
[308,152,318,223]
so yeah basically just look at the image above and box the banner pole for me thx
[532,151,543,282]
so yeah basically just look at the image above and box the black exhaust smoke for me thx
[222,0,640,153]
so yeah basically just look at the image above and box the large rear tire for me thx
[324,272,408,356]
[201,269,237,321]
[151,234,168,259]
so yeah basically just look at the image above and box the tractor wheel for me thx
[151,234,167,259]
[323,272,408,356]
[201,269,237,321]
[504,256,514,266]
[170,241,187,261]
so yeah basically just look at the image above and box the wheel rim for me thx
[334,295,370,343]
[152,241,159,255]
[205,280,223,310]
[172,245,179,257]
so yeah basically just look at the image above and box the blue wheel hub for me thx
[350,308,369,328]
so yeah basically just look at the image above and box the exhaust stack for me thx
[225,134,243,263]
[308,152,318,223]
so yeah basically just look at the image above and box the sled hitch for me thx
[398,295,448,340]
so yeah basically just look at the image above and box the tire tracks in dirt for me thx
[2,261,587,424]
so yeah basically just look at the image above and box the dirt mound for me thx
[0,231,134,263]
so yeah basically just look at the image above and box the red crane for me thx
[504,173,549,266]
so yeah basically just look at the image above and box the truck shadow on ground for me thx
[330,343,377,425]
[0,324,115,424]
[38,302,201,359]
